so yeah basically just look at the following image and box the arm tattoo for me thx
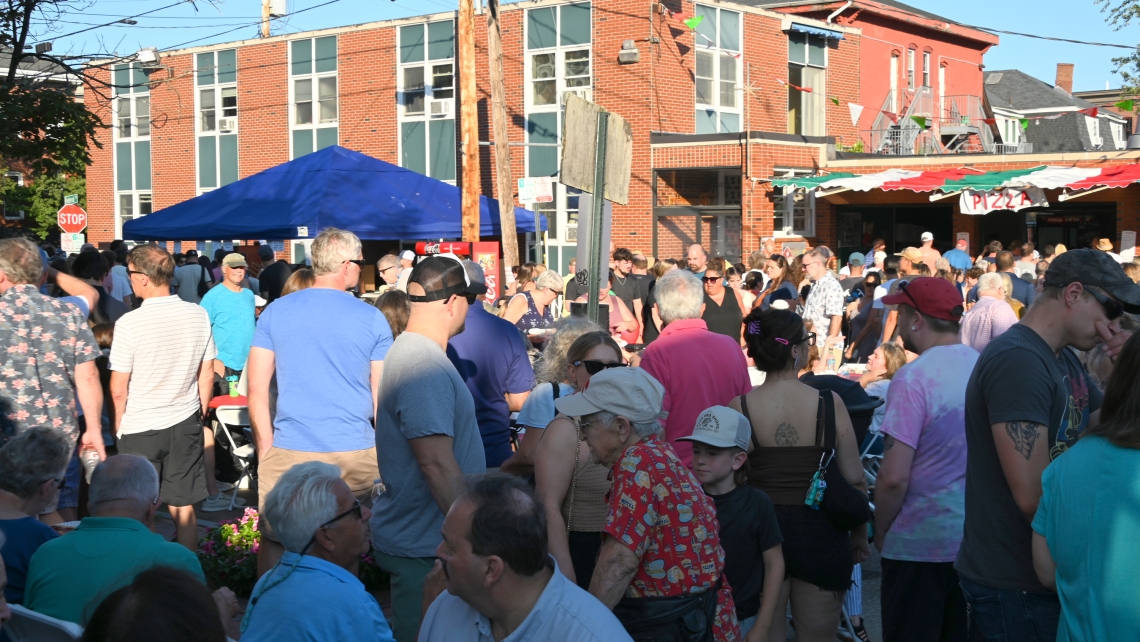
[883,435,895,451]
[774,423,799,447]
[1005,421,1042,461]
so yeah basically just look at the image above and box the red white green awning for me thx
[768,164,1140,195]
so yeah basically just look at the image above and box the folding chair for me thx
[5,604,83,642]
[213,405,254,511]
[861,431,884,489]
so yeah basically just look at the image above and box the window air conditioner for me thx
[218,118,237,132]
[429,100,451,117]
[562,88,591,104]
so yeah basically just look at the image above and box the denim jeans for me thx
[958,575,1060,642]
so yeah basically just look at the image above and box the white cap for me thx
[400,250,415,261]
[254,295,268,307]
[921,232,934,242]
[677,406,750,450]
[874,251,887,263]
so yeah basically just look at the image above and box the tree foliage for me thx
[0,169,85,240]
[1096,0,1140,94]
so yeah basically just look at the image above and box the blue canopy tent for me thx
[122,145,546,241]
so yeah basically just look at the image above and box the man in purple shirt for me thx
[639,269,751,467]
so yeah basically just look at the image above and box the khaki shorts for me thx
[257,446,379,541]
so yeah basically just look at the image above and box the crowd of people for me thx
[2,227,1140,642]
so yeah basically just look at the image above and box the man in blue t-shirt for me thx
[200,253,256,383]
[247,228,392,574]
[446,261,535,468]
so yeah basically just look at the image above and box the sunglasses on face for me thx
[1083,285,1125,320]
[344,259,365,267]
[701,276,722,283]
[573,360,628,375]
[126,269,147,278]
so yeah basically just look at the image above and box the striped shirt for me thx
[110,296,217,435]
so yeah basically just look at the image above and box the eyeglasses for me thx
[572,360,628,375]
[126,269,148,278]
[320,500,364,530]
[577,415,610,433]
[1083,285,1125,320]
[803,261,823,268]
[701,276,722,283]
[895,279,925,316]
[344,259,365,267]
[378,265,397,273]
[800,332,817,347]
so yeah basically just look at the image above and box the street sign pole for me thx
[586,112,609,326]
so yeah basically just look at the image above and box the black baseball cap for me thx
[407,253,471,303]
[1043,248,1140,313]
[460,260,488,296]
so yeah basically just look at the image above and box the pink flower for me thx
[225,540,233,547]
[252,543,259,553]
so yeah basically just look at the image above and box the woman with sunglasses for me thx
[701,261,746,343]
[534,331,626,589]
[729,309,869,642]
[502,269,563,331]
[759,255,800,311]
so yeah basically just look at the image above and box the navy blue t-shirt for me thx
[446,304,536,467]
[1,516,59,604]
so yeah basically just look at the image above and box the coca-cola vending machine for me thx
[413,241,501,302]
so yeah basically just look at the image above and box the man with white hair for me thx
[241,462,394,642]
[376,253,401,294]
[421,475,631,641]
[639,269,751,467]
[23,455,205,624]
[960,272,1019,352]
[371,254,486,642]
[802,248,844,339]
[248,228,393,573]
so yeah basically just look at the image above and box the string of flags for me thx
[775,78,812,93]
[664,9,741,59]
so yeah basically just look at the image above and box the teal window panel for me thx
[115,142,133,190]
[719,112,740,133]
[808,35,826,67]
[113,65,129,95]
[219,135,239,186]
[401,121,426,175]
[133,141,151,190]
[400,25,425,63]
[315,127,338,151]
[527,112,558,177]
[696,110,717,134]
[428,21,454,60]
[696,5,717,48]
[789,32,806,65]
[196,52,214,86]
[292,129,314,159]
[720,10,740,52]
[527,8,557,50]
[198,136,218,189]
[428,119,456,180]
[291,39,312,76]
[560,3,590,46]
[217,49,237,84]
[131,64,147,92]
[315,36,337,73]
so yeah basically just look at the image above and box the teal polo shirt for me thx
[24,517,205,624]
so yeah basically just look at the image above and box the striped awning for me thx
[769,164,1140,195]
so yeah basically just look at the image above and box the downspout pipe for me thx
[827,0,853,23]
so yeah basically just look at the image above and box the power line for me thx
[963,24,1135,50]
[30,0,195,45]
[161,0,348,51]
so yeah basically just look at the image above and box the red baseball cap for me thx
[881,277,964,321]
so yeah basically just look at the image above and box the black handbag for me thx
[816,391,872,532]
[612,577,721,642]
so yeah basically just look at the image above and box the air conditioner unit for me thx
[429,100,451,117]
[562,88,591,104]
[566,226,578,242]
[218,118,237,132]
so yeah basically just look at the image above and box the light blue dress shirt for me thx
[242,552,395,642]
[418,558,632,642]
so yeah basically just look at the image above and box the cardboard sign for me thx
[959,188,1047,215]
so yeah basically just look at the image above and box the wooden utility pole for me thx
[486,0,518,268]
[260,0,271,38]
[459,0,481,242]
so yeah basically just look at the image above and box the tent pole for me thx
[1058,186,1111,201]
[459,0,482,242]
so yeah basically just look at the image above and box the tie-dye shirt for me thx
[603,436,741,642]
[878,343,979,562]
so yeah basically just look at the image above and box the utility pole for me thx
[261,0,271,38]
[486,0,518,268]
[458,0,481,242]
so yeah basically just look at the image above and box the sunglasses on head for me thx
[1083,285,1125,320]
[573,360,628,375]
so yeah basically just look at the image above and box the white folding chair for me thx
[5,604,83,642]
[214,405,254,510]
[861,431,883,489]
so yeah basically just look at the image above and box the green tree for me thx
[0,170,84,240]
[1097,0,1140,94]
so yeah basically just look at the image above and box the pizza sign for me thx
[959,187,1047,215]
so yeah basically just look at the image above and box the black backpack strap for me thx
[738,395,760,450]
[820,391,837,451]
[551,382,561,401]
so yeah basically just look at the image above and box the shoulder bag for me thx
[612,576,721,642]
[197,265,211,298]
[814,391,871,532]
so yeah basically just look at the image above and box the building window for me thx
[907,48,915,89]
[1085,115,1104,148]
[1111,121,1126,149]
[113,62,152,237]
[694,4,741,134]
[772,170,815,237]
[788,32,826,136]
[290,36,338,159]
[922,51,931,88]
[398,20,457,180]
[2,172,24,220]
[196,49,239,190]
[525,2,591,246]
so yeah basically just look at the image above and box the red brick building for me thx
[82,0,1140,270]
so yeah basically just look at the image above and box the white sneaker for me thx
[215,481,235,492]
[202,494,246,512]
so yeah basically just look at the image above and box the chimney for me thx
[1055,63,1074,95]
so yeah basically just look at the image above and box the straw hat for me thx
[1097,238,1114,252]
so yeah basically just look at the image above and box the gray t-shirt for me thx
[370,331,485,558]
[956,324,1102,592]
[171,264,212,304]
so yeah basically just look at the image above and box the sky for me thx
[33,0,1140,92]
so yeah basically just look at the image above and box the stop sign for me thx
[57,204,87,234]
